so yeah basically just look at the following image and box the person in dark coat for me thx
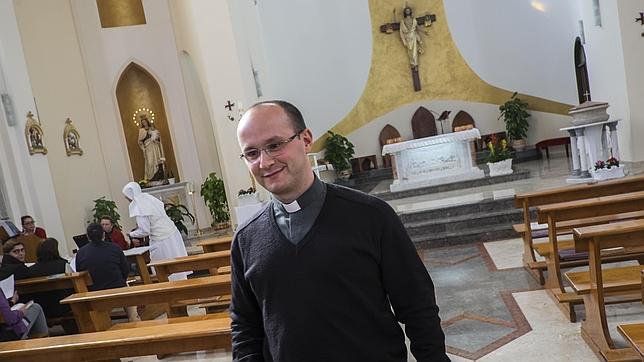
[28,238,75,325]
[0,239,29,281]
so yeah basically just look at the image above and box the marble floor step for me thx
[373,169,530,201]
[398,197,516,224]
[404,209,523,236]
[410,222,518,248]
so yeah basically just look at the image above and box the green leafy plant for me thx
[486,135,511,163]
[91,197,121,229]
[164,203,195,235]
[499,92,531,141]
[201,172,230,225]
[324,131,355,173]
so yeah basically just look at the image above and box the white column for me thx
[600,126,609,161]
[567,130,581,176]
[609,122,620,159]
[575,128,592,178]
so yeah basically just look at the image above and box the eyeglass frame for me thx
[239,129,304,163]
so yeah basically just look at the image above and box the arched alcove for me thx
[116,62,178,183]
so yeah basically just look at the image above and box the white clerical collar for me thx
[282,200,301,213]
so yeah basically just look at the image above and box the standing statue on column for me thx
[138,115,165,181]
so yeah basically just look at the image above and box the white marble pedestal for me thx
[560,119,621,183]
[382,128,484,192]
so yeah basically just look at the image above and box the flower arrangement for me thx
[486,134,511,163]
[594,157,620,171]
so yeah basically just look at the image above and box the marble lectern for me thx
[382,128,484,192]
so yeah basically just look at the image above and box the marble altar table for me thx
[381,128,484,192]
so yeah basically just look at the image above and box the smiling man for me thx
[231,100,449,362]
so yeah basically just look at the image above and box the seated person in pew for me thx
[76,223,139,321]
[0,289,49,341]
[20,215,47,239]
[100,215,130,250]
[0,239,30,281]
[28,238,76,332]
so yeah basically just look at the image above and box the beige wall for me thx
[14,0,112,253]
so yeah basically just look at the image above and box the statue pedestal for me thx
[143,181,196,232]
[382,128,484,192]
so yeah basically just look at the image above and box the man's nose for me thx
[258,150,275,168]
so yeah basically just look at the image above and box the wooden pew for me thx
[514,174,644,284]
[0,317,232,362]
[618,324,644,360]
[15,271,92,294]
[196,235,233,253]
[148,250,231,283]
[563,219,644,361]
[60,274,231,332]
[536,191,644,322]
[124,246,153,284]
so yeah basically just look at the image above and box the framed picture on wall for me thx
[63,117,83,156]
[24,111,47,155]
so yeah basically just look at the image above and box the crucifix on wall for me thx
[380,6,436,91]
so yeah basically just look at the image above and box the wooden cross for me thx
[224,100,235,111]
[380,8,436,92]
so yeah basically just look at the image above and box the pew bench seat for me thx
[618,324,644,359]
[108,311,229,331]
[0,317,232,362]
[565,265,644,295]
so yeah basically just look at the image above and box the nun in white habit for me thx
[122,182,190,281]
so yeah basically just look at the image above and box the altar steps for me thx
[399,197,526,248]
[374,169,530,201]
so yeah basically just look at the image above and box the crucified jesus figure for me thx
[380,6,436,91]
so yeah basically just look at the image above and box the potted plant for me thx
[592,157,624,181]
[91,197,121,228]
[200,172,230,229]
[499,92,531,150]
[486,135,513,177]
[324,131,355,180]
[164,202,195,235]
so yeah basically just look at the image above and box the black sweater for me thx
[230,184,448,362]
[76,241,129,291]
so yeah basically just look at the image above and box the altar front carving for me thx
[382,128,484,192]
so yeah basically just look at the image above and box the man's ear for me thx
[301,129,313,150]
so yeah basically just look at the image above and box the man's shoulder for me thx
[326,183,391,213]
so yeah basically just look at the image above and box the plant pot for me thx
[592,165,624,181]
[487,158,514,177]
[237,192,260,207]
[212,221,230,230]
[511,139,527,151]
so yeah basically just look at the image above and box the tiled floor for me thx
[123,153,644,361]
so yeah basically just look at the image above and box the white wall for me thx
[256,0,372,139]
[578,0,634,161]
[444,0,581,104]
[617,0,644,161]
[70,0,210,229]
[0,0,66,254]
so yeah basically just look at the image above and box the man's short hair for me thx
[2,238,23,254]
[21,215,33,225]
[100,215,114,224]
[86,223,104,243]
[250,100,306,132]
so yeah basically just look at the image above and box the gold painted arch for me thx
[96,0,146,28]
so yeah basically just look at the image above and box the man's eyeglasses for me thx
[10,247,25,254]
[240,130,303,163]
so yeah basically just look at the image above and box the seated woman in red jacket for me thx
[0,289,48,341]
[100,216,129,250]
[20,215,46,239]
